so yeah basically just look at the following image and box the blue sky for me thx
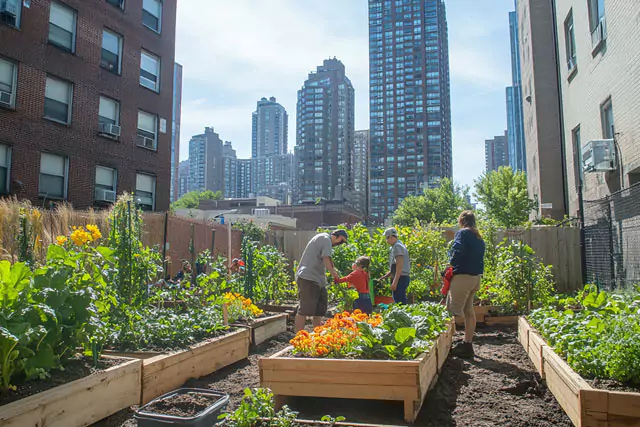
[175,0,515,190]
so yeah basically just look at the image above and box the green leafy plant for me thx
[220,388,298,427]
[529,286,640,385]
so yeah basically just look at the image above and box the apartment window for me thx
[0,0,22,27]
[135,173,155,211]
[587,0,605,32]
[95,166,117,202]
[48,2,77,52]
[564,11,577,73]
[0,57,17,108]
[39,152,68,199]
[601,99,614,139]
[0,144,10,194]
[572,126,584,189]
[106,0,124,9]
[44,76,73,124]
[137,110,157,150]
[101,30,123,74]
[98,96,119,125]
[140,51,160,91]
[142,0,162,33]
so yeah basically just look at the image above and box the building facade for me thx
[368,0,452,222]
[171,62,183,202]
[253,153,294,203]
[252,96,288,158]
[485,131,510,172]
[236,158,253,199]
[517,0,566,220]
[353,130,370,217]
[0,0,176,211]
[507,10,527,173]
[177,159,189,199]
[295,58,355,205]
[222,140,237,199]
[553,0,640,214]
[188,127,224,194]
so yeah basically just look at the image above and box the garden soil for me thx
[142,392,222,417]
[92,325,572,427]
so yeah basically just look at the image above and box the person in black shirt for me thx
[447,210,486,359]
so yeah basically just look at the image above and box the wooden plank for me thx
[517,316,530,352]
[543,346,591,426]
[252,313,288,346]
[264,381,421,401]
[437,321,454,372]
[581,388,609,427]
[484,315,519,325]
[607,391,640,419]
[0,359,142,427]
[528,329,546,378]
[262,370,417,387]
[142,329,250,404]
[419,343,438,397]
[102,350,163,360]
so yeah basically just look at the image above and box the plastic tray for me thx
[134,388,229,427]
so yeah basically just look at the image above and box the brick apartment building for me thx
[0,0,177,211]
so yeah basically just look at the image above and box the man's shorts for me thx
[297,277,328,317]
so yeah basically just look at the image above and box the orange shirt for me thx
[336,269,370,294]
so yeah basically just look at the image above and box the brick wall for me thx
[554,0,640,213]
[0,0,176,211]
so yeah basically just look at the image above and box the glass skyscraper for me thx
[507,10,526,172]
[368,0,452,222]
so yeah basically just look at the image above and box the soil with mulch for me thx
[93,325,572,427]
[588,378,640,393]
[141,392,223,417]
[0,356,128,408]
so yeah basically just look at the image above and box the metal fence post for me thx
[606,197,615,289]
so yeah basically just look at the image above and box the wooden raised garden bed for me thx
[0,358,142,427]
[142,328,250,404]
[234,312,288,347]
[259,320,455,424]
[258,303,298,319]
[454,305,519,326]
[518,317,640,427]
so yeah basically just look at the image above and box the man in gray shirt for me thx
[379,228,411,304]
[295,229,348,331]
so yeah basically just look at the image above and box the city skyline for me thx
[175,0,515,192]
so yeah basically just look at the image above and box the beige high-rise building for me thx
[517,0,567,220]
[553,0,640,214]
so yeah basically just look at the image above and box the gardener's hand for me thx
[390,282,398,291]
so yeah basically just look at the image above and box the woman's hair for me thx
[458,210,482,239]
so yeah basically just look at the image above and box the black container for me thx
[134,388,229,427]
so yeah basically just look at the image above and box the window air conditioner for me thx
[0,91,11,106]
[582,139,616,173]
[0,0,18,17]
[99,123,121,137]
[95,188,116,203]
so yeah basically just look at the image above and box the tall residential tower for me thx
[368,0,452,222]
[506,10,526,172]
[252,97,288,158]
[295,58,355,205]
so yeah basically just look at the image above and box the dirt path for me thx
[93,326,571,426]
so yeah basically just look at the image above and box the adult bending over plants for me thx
[294,229,348,332]
[447,210,485,359]
[379,228,411,304]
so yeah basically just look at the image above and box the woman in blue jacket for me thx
[447,210,485,359]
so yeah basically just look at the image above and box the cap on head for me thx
[332,229,349,241]
[383,228,398,238]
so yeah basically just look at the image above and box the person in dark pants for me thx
[447,210,486,359]
[335,256,373,314]
[379,228,411,304]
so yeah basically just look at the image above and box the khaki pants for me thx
[446,274,481,317]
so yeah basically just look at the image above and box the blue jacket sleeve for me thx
[449,231,465,269]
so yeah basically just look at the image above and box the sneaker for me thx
[451,341,475,359]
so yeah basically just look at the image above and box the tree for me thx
[474,166,537,228]
[171,190,223,210]
[393,178,472,226]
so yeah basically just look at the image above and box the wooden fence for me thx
[265,226,582,294]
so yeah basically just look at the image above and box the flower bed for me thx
[259,304,454,423]
[518,316,640,426]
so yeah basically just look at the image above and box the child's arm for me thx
[335,271,358,287]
